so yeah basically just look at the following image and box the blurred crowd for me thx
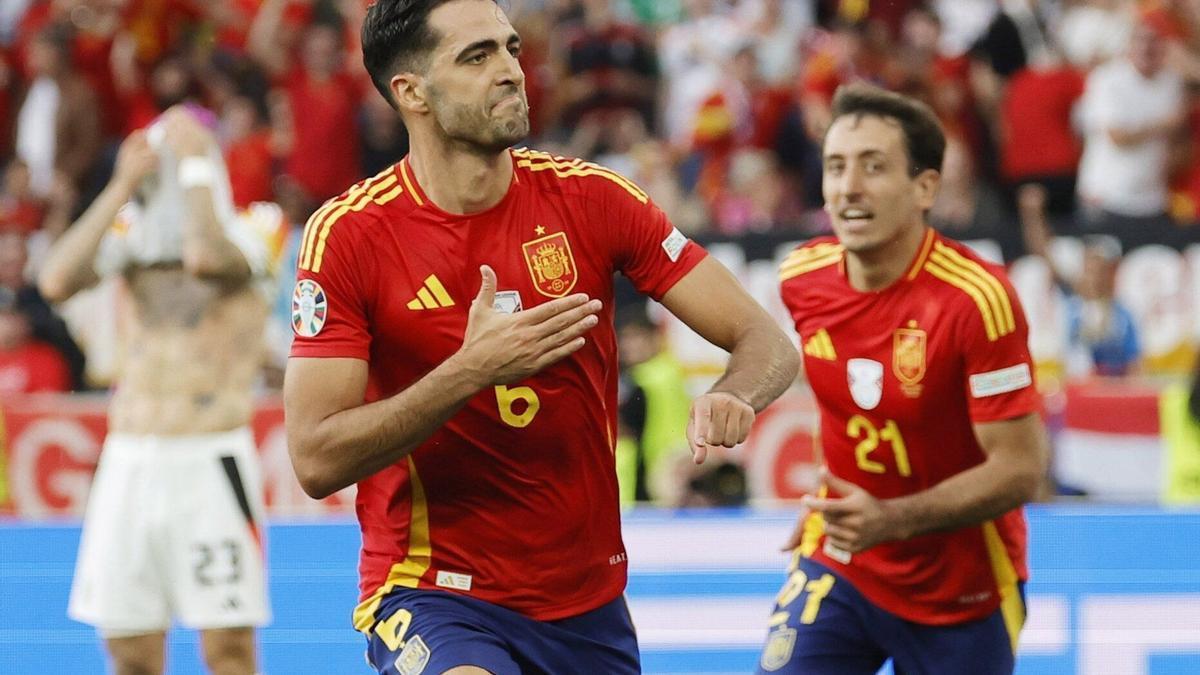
[1,0,1199,396]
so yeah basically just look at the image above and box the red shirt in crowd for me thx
[1001,66,1086,182]
[282,66,364,203]
[0,342,71,394]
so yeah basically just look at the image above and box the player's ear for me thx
[390,72,429,115]
[913,168,940,212]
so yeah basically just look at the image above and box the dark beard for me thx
[429,87,529,154]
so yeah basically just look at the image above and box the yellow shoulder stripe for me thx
[924,245,1016,343]
[514,149,648,204]
[925,261,999,340]
[298,168,403,273]
[928,243,1014,336]
[933,243,1015,332]
[351,456,432,633]
[780,249,842,281]
[783,242,842,265]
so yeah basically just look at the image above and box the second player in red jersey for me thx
[284,2,799,672]
[780,228,1038,624]
[758,85,1048,675]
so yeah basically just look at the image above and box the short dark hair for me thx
[827,83,946,176]
[361,0,498,108]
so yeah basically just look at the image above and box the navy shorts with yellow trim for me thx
[364,588,639,675]
[756,557,1025,675]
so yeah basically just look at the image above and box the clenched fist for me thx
[686,391,755,464]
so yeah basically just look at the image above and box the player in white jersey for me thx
[39,106,283,674]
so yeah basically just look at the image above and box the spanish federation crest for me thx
[522,231,578,298]
[893,324,927,398]
[291,279,327,337]
[847,358,884,411]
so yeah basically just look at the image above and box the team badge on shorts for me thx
[760,626,796,671]
[522,231,578,298]
[292,279,327,337]
[394,635,430,675]
[847,358,884,410]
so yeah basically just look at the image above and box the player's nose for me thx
[495,50,525,89]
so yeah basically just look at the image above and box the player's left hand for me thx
[798,468,899,554]
[686,391,755,465]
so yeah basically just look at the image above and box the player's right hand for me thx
[112,130,157,193]
[454,265,601,386]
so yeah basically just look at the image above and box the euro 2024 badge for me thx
[847,358,884,410]
[292,279,327,337]
[522,231,577,298]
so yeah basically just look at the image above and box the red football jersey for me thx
[289,149,705,628]
[779,229,1039,625]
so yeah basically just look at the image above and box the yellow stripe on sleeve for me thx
[925,260,999,341]
[933,244,1015,334]
[300,169,398,271]
[309,174,401,273]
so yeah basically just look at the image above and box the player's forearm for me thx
[884,455,1042,540]
[710,320,799,411]
[290,356,484,499]
[181,186,252,283]
[38,180,132,303]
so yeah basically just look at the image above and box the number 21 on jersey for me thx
[847,415,911,476]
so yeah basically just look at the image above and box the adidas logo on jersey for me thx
[406,275,455,310]
[803,329,837,361]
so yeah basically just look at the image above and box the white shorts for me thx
[68,428,271,633]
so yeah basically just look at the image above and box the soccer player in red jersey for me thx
[759,84,1050,674]
[283,1,800,672]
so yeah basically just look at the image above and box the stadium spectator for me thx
[15,23,101,200]
[39,107,279,675]
[615,306,692,504]
[220,95,275,208]
[1057,0,1135,69]
[1077,19,1186,250]
[0,225,85,389]
[797,19,891,143]
[285,2,797,673]
[893,5,984,157]
[999,50,1085,221]
[929,137,1015,256]
[735,0,812,85]
[250,0,365,206]
[555,0,659,130]
[659,0,748,147]
[1019,183,1140,377]
[0,288,70,394]
[767,84,1048,673]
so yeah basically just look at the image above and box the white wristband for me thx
[178,156,216,189]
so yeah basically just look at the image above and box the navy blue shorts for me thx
[364,588,640,675]
[757,557,1025,675]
